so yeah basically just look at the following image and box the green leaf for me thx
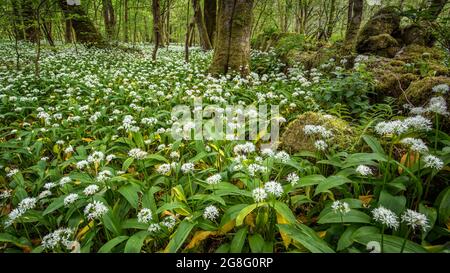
[353,233,427,253]
[363,135,385,154]
[146,154,169,163]
[165,220,196,253]
[121,218,148,230]
[230,227,248,253]
[418,203,437,240]
[118,184,140,209]
[337,226,358,251]
[122,157,134,171]
[248,233,265,253]
[236,203,260,226]
[318,209,371,224]
[102,210,122,237]
[42,196,65,216]
[0,233,20,244]
[98,236,129,253]
[124,231,148,253]
[378,190,406,215]
[314,175,352,196]
[434,186,450,225]
[277,224,335,253]
[273,201,297,224]
[297,174,325,187]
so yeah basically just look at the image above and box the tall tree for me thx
[124,0,129,42]
[204,0,216,46]
[209,0,254,75]
[11,0,25,41]
[193,0,212,50]
[152,0,162,60]
[102,0,116,40]
[59,0,105,46]
[342,0,363,53]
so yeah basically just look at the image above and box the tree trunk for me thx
[124,0,129,42]
[102,0,116,40]
[11,0,25,40]
[22,0,39,43]
[59,0,105,47]
[204,0,217,47]
[325,0,336,39]
[209,0,254,76]
[192,0,212,50]
[64,19,73,43]
[343,0,363,53]
[152,0,162,60]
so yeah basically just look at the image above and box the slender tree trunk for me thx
[64,19,73,43]
[59,0,105,47]
[124,0,129,42]
[209,0,254,76]
[11,0,25,40]
[343,0,363,53]
[152,0,162,60]
[192,0,212,50]
[102,0,116,41]
[204,0,217,47]
[185,0,191,62]
[325,0,336,40]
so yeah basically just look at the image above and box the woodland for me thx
[0,0,449,253]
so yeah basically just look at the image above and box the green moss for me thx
[280,112,357,153]
[357,34,400,58]
[400,76,450,106]
[357,6,401,44]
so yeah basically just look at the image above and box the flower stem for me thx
[400,229,411,253]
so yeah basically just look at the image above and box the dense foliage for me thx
[0,42,449,253]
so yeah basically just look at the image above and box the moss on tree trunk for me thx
[209,0,254,76]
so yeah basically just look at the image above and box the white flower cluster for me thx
[423,155,444,170]
[141,117,158,126]
[181,162,195,174]
[274,151,290,162]
[64,193,79,207]
[331,200,350,214]
[5,197,37,227]
[203,205,219,221]
[252,188,267,202]
[87,151,105,164]
[401,209,429,232]
[264,181,283,197]
[83,184,99,196]
[206,174,222,185]
[356,165,373,176]
[96,170,112,182]
[137,208,153,224]
[233,142,256,155]
[121,115,140,132]
[128,148,148,159]
[375,115,432,136]
[84,201,108,220]
[303,125,333,138]
[372,206,399,230]
[41,228,75,250]
[248,163,268,177]
[286,172,299,186]
[400,138,429,154]
[432,84,449,94]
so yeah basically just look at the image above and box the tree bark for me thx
[64,19,73,43]
[102,0,116,40]
[325,0,336,39]
[193,0,212,50]
[11,0,25,40]
[152,0,162,60]
[124,0,129,42]
[343,0,363,53]
[204,0,217,46]
[59,0,105,47]
[209,0,254,76]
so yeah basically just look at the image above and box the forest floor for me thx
[0,42,449,253]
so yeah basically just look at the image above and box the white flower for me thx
[261,148,275,157]
[6,168,19,177]
[83,184,99,196]
[286,172,299,186]
[181,163,195,174]
[128,148,148,160]
[264,181,283,197]
[84,201,108,220]
[356,165,373,176]
[314,140,328,151]
[375,120,407,135]
[64,193,79,207]
[41,228,74,250]
[137,208,153,224]
[274,151,290,163]
[96,170,112,182]
[44,182,57,190]
[59,177,72,186]
[331,200,350,214]
[76,160,89,170]
[161,215,177,229]
[372,206,399,229]
[403,115,433,131]
[38,190,52,199]
[432,84,449,94]
[426,96,448,115]
[18,197,37,210]
[400,138,429,154]
[423,155,444,170]
[157,163,171,175]
[148,223,161,233]
[141,117,158,126]
[401,209,429,232]
[248,163,267,177]
[252,188,267,202]
[87,151,105,164]
[233,142,256,155]
[170,151,180,159]
[203,205,219,221]
[206,174,222,185]
[64,145,74,154]
[303,125,333,138]
[106,154,116,162]
[0,190,12,199]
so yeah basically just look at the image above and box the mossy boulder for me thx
[400,24,435,47]
[280,112,357,153]
[357,34,400,58]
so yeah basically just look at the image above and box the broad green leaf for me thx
[314,175,352,196]
[43,196,65,215]
[277,224,335,253]
[230,227,248,253]
[337,226,358,251]
[248,233,265,253]
[297,174,325,187]
[124,231,148,253]
[318,209,371,224]
[98,236,129,253]
[165,220,196,253]
[353,233,427,253]
[273,201,297,224]
[118,184,140,209]
[363,135,385,154]
[236,203,260,226]
[378,190,406,215]
[122,157,134,171]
